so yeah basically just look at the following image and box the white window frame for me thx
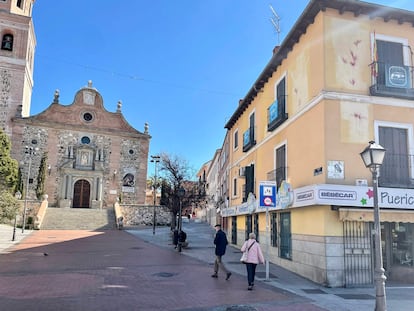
[375,120,414,178]
[274,140,288,185]
[233,128,239,150]
[232,177,238,198]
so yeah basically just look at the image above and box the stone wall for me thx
[120,204,171,226]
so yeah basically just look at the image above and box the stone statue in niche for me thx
[81,151,88,165]
[76,149,92,167]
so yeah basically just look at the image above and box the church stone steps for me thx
[41,208,116,230]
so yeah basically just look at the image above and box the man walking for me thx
[211,224,231,280]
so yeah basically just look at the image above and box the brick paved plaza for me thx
[1,221,413,310]
[0,228,323,311]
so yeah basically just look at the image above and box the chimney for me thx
[273,45,280,55]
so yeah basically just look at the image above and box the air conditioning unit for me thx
[239,167,246,177]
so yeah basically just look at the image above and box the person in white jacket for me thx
[240,232,264,290]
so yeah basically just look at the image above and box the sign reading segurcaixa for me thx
[293,184,414,210]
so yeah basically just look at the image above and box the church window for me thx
[1,34,13,51]
[129,149,134,155]
[17,0,23,9]
[83,112,93,122]
[81,136,90,144]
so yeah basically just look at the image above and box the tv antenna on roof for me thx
[269,4,281,44]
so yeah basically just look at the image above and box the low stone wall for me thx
[120,204,171,226]
[34,195,49,229]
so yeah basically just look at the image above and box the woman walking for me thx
[240,232,264,290]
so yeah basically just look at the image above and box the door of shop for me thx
[383,222,414,282]
[280,212,291,260]
[343,221,374,286]
[231,216,237,244]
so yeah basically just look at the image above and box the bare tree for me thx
[158,153,190,229]
[158,152,206,229]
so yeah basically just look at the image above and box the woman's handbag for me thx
[240,241,255,264]
[240,251,248,263]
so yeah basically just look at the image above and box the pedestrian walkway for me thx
[0,224,32,253]
[0,225,324,311]
[1,221,413,310]
[127,220,414,311]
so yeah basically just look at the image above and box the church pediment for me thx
[16,81,148,137]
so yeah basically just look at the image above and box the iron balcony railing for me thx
[242,126,256,152]
[266,167,286,188]
[370,62,414,100]
[379,152,414,188]
[267,99,288,132]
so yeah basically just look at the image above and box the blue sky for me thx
[30,1,414,175]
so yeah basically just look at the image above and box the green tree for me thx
[0,129,18,192]
[36,152,47,199]
[0,190,20,223]
[16,167,23,196]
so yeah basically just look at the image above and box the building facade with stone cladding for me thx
[0,0,35,136]
[11,82,151,208]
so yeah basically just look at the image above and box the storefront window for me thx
[392,223,414,267]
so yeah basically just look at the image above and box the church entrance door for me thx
[73,179,91,208]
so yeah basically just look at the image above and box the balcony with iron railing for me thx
[379,153,414,189]
[370,62,414,100]
[266,167,286,188]
[242,126,256,152]
[267,99,288,132]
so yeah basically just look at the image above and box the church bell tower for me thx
[0,0,35,135]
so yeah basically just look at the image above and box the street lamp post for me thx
[12,191,22,241]
[22,146,37,234]
[177,186,186,252]
[150,155,160,235]
[360,140,387,311]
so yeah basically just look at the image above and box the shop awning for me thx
[339,208,414,222]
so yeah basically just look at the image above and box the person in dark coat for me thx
[211,224,231,280]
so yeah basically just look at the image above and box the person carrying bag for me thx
[240,241,255,263]
[240,232,264,290]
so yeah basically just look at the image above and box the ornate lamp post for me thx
[177,186,186,252]
[150,155,160,235]
[360,141,387,311]
[22,146,37,233]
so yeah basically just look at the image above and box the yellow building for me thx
[222,0,414,287]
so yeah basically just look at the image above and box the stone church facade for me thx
[12,83,150,208]
[1,1,150,209]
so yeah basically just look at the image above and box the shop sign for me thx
[221,207,236,217]
[293,184,414,210]
[278,181,294,209]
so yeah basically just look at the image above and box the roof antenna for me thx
[269,4,281,44]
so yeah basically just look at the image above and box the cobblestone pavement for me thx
[0,221,413,310]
